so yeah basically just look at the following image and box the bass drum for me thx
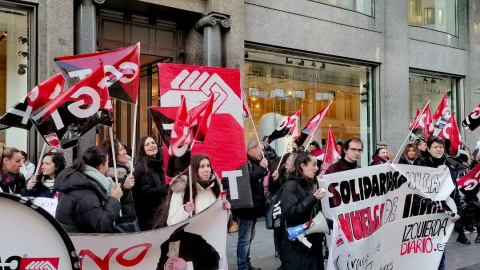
[0,193,79,270]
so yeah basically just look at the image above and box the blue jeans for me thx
[438,250,445,270]
[237,218,257,270]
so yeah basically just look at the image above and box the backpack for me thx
[265,186,284,230]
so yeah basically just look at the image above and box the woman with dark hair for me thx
[21,152,66,198]
[309,141,324,159]
[55,146,123,233]
[370,148,390,165]
[19,151,35,180]
[0,145,25,194]
[158,154,230,226]
[399,144,421,165]
[132,136,167,231]
[101,138,139,233]
[280,152,329,270]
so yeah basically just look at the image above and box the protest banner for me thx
[320,164,457,270]
[158,63,252,209]
[32,197,58,217]
[71,198,228,270]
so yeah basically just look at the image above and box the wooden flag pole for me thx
[276,142,289,172]
[393,100,431,163]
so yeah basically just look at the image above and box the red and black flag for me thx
[432,93,451,129]
[31,63,113,149]
[165,96,192,183]
[0,73,65,130]
[410,103,434,140]
[188,94,215,142]
[295,102,332,146]
[55,44,140,104]
[267,108,301,143]
[462,103,480,132]
[149,106,174,148]
[457,162,480,209]
[438,113,462,156]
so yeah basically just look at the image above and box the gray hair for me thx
[247,140,260,151]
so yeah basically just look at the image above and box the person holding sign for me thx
[21,152,66,198]
[55,146,123,233]
[280,152,330,270]
[155,153,230,227]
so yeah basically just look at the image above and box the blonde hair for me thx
[0,144,21,167]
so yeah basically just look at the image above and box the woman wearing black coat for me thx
[132,136,167,231]
[55,146,123,233]
[0,145,25,194]
[102,138,140,233]
[280,152,328,270]
[21,152,66,198]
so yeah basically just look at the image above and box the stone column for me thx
[73,0,99,158]
[195,13,231,67]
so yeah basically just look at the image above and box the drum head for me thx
[0,193,79,270]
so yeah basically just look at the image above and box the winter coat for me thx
[132,157,167,231]
[232,155,268,220]
[54,168,121,233]
[166,175,220,226]
[0,171,25,194]
[106,165,137,224]
[398,155,423,165]
[280,175,326,270]
[20,176,57,198]
[19,161,35,180]
[325,158,361,174]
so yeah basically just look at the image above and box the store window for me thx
[0,5,31,151]
[409,74,457,127]
[310,0,374,16]
[244,49,374,166]
[408,0,457,36]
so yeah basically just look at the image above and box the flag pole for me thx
[188,139,196,217]
[129,43,141,176]
[109,127,119,184]
[242,89,264,158]
[276,141,289,172]
[393,100,431,162]
[305,101,333,148]
[32,142,47,181]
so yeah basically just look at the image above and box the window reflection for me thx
[408,0,457,36]
[310,0,374,16]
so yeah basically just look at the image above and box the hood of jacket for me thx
[55,168,108,201]
[106,166,129,180]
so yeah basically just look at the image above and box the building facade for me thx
[0,0,479,166]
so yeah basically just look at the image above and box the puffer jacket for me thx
[54,168,121,233]
[132,157,167,231]
[166,175,220,226]
[106,164,137,224]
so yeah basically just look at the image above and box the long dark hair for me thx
[153,153,221,229]
[294,152,316,179]
[38,152,66,179]
[67,146,108,176]
[136,136,162,169]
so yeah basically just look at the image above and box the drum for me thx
[0,192,79,270]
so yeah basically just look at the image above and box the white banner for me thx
[71,198,228,270]
[320,164,457,270]
[32,197,58,217]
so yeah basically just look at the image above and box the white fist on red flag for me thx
[438,113,462,156]
[432,93,451,129]
[319,127,340,176]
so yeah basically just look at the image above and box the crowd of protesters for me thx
[1,133,480,270]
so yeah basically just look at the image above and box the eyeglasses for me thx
[348,148,364,153]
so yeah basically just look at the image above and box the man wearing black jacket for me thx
[233,141,268,270]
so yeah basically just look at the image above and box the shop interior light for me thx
[431,78,436,83]
[311,61,316,67]
[320,62,326,70]
[423,77,428,83]
[298,60,304,66]
[18,36,28,44]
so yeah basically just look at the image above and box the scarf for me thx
[84,165,114,195]
[425,152,446,168]
[197,178,215,190]
[43,178,55,190]
[0,170,19,186]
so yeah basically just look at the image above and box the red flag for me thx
[462,103,480,132]
[411,104,434,140]
[409,108,420,130]
[295,102,332,146]
[31,63,113,149]
[320,127,340,176]
[0,73,65,130]
[456,162,480,207]
[242,91,251,119]
[432,93,451,128]
[189,94,215,142]
[55,44,140,103]
[267,108,302,143]
[165,96,192,183]
[438,113,462,155]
